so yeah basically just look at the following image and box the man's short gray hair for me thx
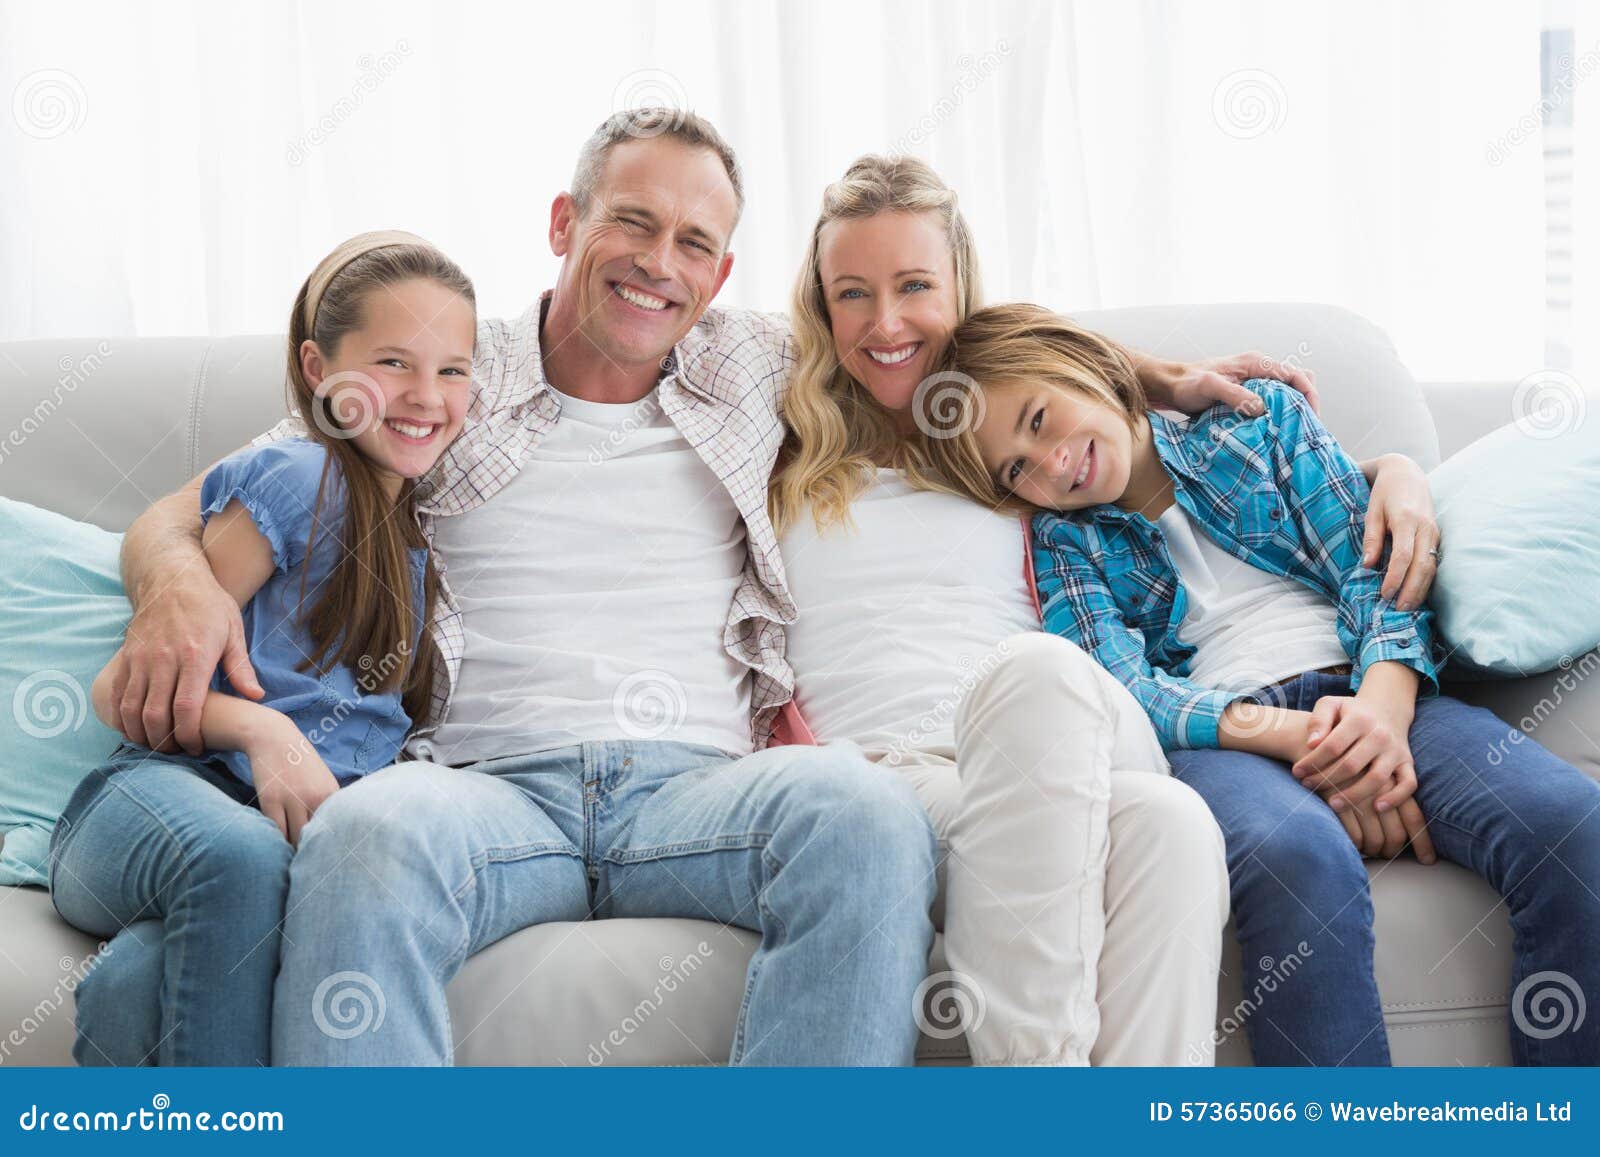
[571,108,745,229]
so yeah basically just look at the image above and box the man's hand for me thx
[1361,453,1441,612]
[1327,790,1435,862]
[1291,694,1416,812]
[1134,350,1321,417]
[248,719,339,847]
[105,568,263,755]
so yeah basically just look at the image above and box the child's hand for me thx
[1319,782,1436,863]
[248,722,339,846]
[1291,694,1418,812]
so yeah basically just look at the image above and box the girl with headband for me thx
[49,231,476,1066]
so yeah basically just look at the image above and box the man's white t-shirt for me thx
[420,386,752,764]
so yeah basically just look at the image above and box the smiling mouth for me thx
[611,282,673,313]
[865,342,921,367]
[385,418,441,444]
[1069,440,1095,490]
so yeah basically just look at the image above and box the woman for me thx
[770,156,1440,1065]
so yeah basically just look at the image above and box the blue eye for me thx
[379,358,405,368]
[1008,459,1023,483]
[838,288,866,300]
[1031,407,1044,433]
[903,280,931,293]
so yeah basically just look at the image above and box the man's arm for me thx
[109,462,264,755]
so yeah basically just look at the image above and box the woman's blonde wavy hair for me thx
[770,155,983,534]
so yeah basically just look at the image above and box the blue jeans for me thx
[48,742,292,1066]
[268,739,938,1065]
[1169,672,1600,1066]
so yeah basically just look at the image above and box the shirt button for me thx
[1269,508,1282,520]
[1210,427,1225,441]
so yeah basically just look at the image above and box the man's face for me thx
[550,136,738,367]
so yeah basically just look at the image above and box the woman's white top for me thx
[779,468,1038,756]
[1156,504,1349,693]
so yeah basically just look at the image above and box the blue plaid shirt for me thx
[1033,379,1440,750]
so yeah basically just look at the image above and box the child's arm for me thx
[1251,380,1440,694]
[90,496,339,845]
[1034,521,1255,751]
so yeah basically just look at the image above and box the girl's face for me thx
[301,278,475,490]
[973,379,1136,510]
[818,210,960,413]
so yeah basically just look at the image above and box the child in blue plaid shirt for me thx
[924,302,1600,1066]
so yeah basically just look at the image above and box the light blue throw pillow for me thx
[1429,418,1600,677]
[0,498,127,886]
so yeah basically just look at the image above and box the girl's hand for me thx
[1291,694,1417,811]
[1133,350,1320,417]
[1362,454,1440,611]
[248,721,339,846]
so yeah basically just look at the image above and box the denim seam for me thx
[731,842,787,1064]
[603,831,773,865]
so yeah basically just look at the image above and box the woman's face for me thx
[973,379,1136,511]
[817,210,960,413]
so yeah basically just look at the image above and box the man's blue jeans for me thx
[1168,672,1600,1066]
[267,739,938,1065]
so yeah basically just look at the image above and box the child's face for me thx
[304,278,475,484]
[973,379,1134,510]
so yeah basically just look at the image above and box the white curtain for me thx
[0,0,1562,383]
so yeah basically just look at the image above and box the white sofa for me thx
[1,303,1595,1066]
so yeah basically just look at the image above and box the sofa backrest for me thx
[0,303,1440,532]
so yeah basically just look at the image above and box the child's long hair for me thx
[923,303,1147,513]
[769,155,984,535]
[286,230,475,728]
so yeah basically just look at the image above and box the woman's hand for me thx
[1326,791,1435,862]
[247,720,339,846]
[1132,350,1320,417]
[1361,454,1440,611]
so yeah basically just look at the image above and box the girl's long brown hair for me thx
[285,231,475,728]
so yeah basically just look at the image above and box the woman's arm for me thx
[1128,348,1320,417]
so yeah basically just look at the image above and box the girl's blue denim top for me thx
[198,437,427,785]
